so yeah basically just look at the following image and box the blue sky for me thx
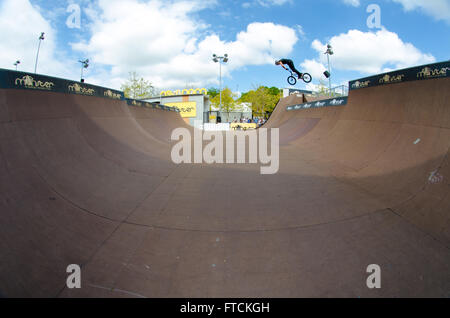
[1,0,449,94]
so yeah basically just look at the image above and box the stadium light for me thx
[79,59,89,82]
[212,53,229,112]
[324,44,334,95]
[14,60,20,71]
[34,32,45,74]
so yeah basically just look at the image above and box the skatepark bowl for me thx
[0,61,449,298]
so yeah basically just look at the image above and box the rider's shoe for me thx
[298,73,303,79]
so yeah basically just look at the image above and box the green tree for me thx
[316,79,329,96]
[211,87,237,117]
[267,86,281,96]
[121,72,154,99]
[239,85,281,118]
[207,87,220,99]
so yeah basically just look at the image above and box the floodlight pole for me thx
[324,44,334,96]
[219,61,222,110]
[212,54,229,113]
[34,32,45,74]
[327,53,331,94]
[79,59,89,82]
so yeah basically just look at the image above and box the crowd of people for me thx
[231,117,267,127]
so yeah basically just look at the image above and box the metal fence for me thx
[206,111,253,123]
[312,85,349,98]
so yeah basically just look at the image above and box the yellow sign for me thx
[165,102,197,118]
[230,123,257,130]
[160,88,207,96]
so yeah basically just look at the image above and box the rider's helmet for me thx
[274,60,280,65]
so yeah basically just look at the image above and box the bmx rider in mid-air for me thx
[275,59,303,79]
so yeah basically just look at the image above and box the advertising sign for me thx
[286,97,348,111]
[164,102,197,117]
[349,61,450,90]
[0,69,124,100]
[126,98,179,112]
[160,88,207,96]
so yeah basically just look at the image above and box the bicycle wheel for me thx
[287,76,297,85]
[302,73,312,83]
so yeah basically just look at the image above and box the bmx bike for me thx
[286,69,312,85]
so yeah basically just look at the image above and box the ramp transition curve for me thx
[0,62,449,297]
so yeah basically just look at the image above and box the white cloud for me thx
[342,0,360,7]
[0,0,298,90]
[300,59,328,80]
[305,82,323,92]
[295,24,306,40]
[257,0,293,6]
[72,0,298,89]
[310,28,435,74]
[241,0,292,8]
[0,0,71,77]
[227,23,298,66]
[392,0,450,23]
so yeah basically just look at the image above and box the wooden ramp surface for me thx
[0,75,449,297]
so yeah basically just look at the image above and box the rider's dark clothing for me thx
[279,59,302,78]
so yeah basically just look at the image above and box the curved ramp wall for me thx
[0,62,449,297]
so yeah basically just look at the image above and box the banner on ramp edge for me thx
[0,68,124,100]
[349,61,450,90]
[286,96,348,111]
[126,98,180,113]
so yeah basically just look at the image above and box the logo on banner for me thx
[132,99,143,106]
[314,101,325,107]
[330,98,346,105]
[379,74,405,84]
[104,89,122,100]
[351,80,371,89]
[68,83,95,95]
[417,66,450,79]
[15,75,54,90]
